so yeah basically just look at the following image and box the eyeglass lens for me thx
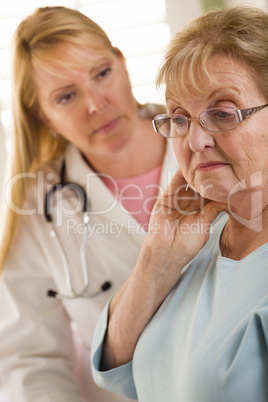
[154,107,238,138]
[203,108,237,132]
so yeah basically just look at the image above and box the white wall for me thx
[166,0,203,37]
[225,0,267,9]
[0,123,6,213]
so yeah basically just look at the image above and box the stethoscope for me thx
[44,160,111,300]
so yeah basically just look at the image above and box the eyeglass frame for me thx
[152,103,268,138]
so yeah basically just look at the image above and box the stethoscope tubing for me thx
[44,160,111,299]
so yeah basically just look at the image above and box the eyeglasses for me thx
[152,104,268,138]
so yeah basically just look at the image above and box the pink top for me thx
[101,165,162,229]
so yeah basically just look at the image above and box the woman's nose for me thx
[188,120,215,153]
[86,91,107,114]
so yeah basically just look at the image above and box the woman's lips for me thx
[93,117,120,135]
[196,161,229,172]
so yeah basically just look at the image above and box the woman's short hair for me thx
[157,6,268,100]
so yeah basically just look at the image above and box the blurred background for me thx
[0,0,267,217]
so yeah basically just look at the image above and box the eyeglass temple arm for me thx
[237,104,268,121]
[152,119,158,132]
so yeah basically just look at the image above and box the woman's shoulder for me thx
[40,154,64,182]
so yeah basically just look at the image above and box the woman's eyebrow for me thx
[48,84,76,101]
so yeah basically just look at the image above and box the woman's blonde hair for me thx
[0,6,121,272]
[157,6,268,100]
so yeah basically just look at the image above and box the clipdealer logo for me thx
[4,169,266,233]
[65,217,211,239]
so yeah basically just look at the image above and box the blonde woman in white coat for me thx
[0,6,177,402]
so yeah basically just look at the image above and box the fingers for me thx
[201,201,229,225]
[164,168,187,195]
[153,167,229,228]
[154,168,192,214]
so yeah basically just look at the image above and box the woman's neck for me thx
[83,119,166,179]
[220,203,268,260]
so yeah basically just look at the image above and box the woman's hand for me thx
[145,168,228,279]
[101,169,227,371]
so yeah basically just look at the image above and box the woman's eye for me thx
[214,110,233,119]
[57,91,75,105]
[173,115,186,125]
[96,67,112,81]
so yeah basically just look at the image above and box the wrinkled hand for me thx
[143,169,228,280]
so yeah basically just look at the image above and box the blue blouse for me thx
[92,213,268,401]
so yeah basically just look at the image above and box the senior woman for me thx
[91,6,268,402]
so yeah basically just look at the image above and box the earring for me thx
[185,184,189,192]
[49,129,59,139]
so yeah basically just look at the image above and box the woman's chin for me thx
[197,185,229,204]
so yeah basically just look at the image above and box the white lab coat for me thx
[0,130,177,401]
